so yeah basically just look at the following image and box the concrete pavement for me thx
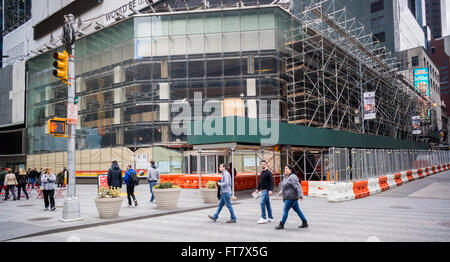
[2,171,450,242]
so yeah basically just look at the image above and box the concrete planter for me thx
[201,188,218,204]
[154,188,181,210]
[95,197,124,219]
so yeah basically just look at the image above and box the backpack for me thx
[130,170,139,186]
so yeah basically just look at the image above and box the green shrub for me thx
[205,181,217,189]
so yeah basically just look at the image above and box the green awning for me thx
[187,117,430,150]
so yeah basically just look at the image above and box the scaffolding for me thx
[285,0,430,140]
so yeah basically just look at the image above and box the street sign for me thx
[67,103,78,125]
[48,118,68,138]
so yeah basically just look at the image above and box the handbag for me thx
[252,191,262,200]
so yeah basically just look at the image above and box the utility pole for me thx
[61,14,82,222]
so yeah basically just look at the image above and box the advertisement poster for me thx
[158,161,171,173]
[414,68,430,97]
[97,174,109,190]
[363,92,376,120]
[412,116,422,135]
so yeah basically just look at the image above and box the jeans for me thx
[43,190,55,209]
[149,181,157,202]
[260,190,273,220]
[17,184,29,199]
[281,199,307,224]
[127,184,136,205]
[4,185,16,200]
[213,192,237,221]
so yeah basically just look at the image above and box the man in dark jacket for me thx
[107,161,123,189]
[254,160,274,224]
[0,168,6,194]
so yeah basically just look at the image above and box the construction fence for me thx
[326,148,450,182]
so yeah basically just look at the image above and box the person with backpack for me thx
[147,161,160,203]
[276,165,308,230]
[124,164,138,207]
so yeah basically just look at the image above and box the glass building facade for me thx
[26,6,293,173]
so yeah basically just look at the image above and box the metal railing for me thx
[327,148,450,182]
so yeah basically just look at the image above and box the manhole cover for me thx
[441,222,450,227]
[28,217,52,222]
[17,205,35,207]
[390,205,413,209]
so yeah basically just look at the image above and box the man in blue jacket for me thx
[208,163,237,223]
[124,164,138,207]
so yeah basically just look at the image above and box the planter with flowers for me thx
[95,187,124,219]
[153,182,181,210]
[201,181,219,204]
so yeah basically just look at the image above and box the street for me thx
[1,170,450,242]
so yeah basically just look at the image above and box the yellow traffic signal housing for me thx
[53,51,69,84]
[48,118,68,138]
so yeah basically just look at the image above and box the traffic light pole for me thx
[61,14,82,222]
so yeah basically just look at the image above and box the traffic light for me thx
[53,51,69,84]
[48,118,68,137]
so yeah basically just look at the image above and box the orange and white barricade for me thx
[368,178,381,195]
[327,182,355,203]
[308,181,330,198]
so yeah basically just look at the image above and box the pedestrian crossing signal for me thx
[48,118,68,137]
[53,51,69,84]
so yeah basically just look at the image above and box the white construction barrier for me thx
[386,174,397,189]
[308,181,330,198]
[368,178,381,195]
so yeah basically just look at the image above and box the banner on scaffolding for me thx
[414,68,430,98]
[412,116,422,135]
[363,92,376,120]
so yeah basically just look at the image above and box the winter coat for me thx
[41,174,56,191]
[107,164,123,188]
[124,169,137,186]
[56,172,65,185]
[0,171,7,185]
[4,173,18,186]
[281,174,304,201]
[17,174,28,185]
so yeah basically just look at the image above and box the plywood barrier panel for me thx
[91,149,101,164]
[55,152,64,165]
[112,147,123,163]
[100,148,111,163]
[81,150,90,164]
[91,163,101,172]
[80,163,90,172]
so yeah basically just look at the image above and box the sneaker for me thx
[44,208,49,211]
[299,223,309,229]
[50,207,56,211]
[257,218,269,224]
[275,222,285,230]
[226,219,237,224]
[134,200,138,206]
[128,205,132,208]
[208,215,217,222]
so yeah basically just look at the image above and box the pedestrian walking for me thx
[41,168,57,211]
[0,168,6,195]
[254,160,274,224]
[124,164,138,207]
[275,165,308,230]
[147,160,160,203]
[16,168,29,200]
[28,168,39,189]
[56,169,65,188]
[208,163,237,223]
[4,169,18,201]
[107,161,123,189]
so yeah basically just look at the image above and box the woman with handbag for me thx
[276,165,308,230]
[41,168,57,211]
[4,169,18,201]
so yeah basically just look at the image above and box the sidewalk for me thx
[0,185,256,241]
